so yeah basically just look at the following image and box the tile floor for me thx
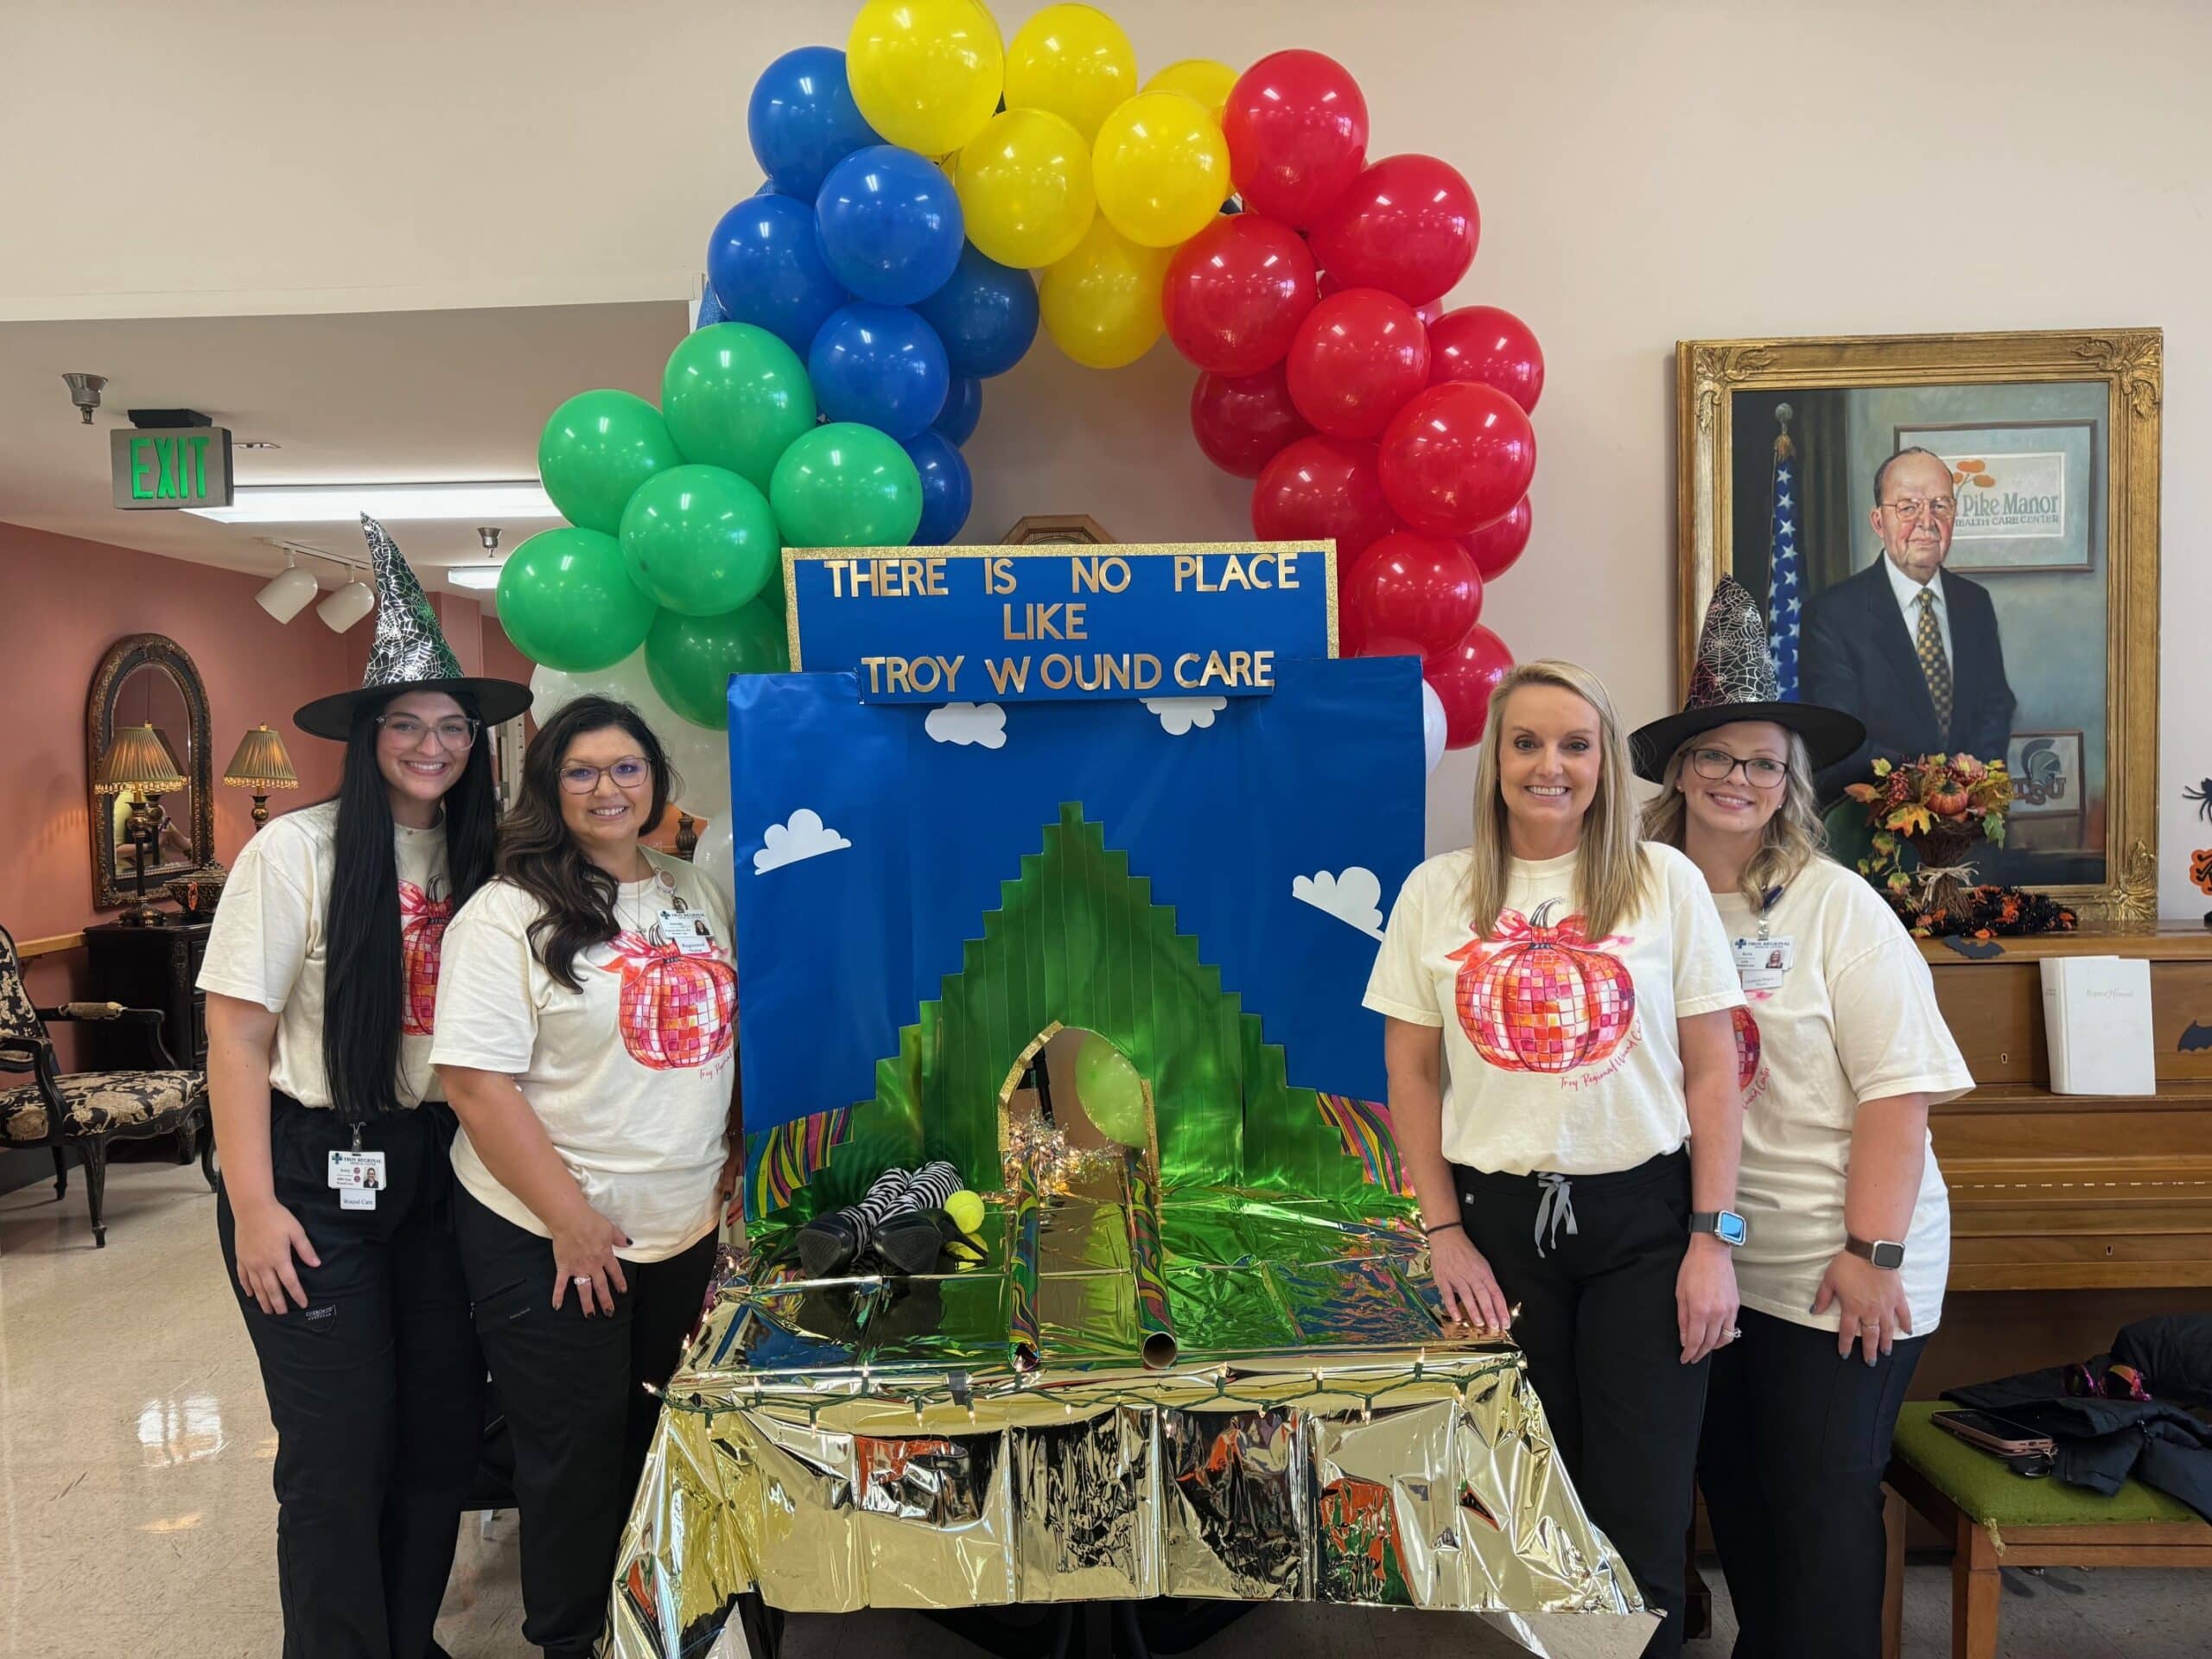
[3,1160,2203,1658]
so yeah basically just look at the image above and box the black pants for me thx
[217,1095,483,1659]
[1456,1149,1707,1659]
[455,1185,718,1659]
[1699,1306,1926,1659]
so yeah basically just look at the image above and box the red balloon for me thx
[1224,50,1370,229]
[1190,362,1312,478]
[1286,288,1430,441]
[1317,270,1440,323]
[1461,495,1532,581]
[1427,622,1516,749]
[1308,154,1479,308]
[1249,435,1397,563]
[1342,531,1482,655]
[1378,381,1536,537]
[1162,214,1317,376]
[1428,304,1545,413]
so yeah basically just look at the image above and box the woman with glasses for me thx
[199,520,529,1659]
[432,695,737,1659]
[1634,581,1972,1659]
[1366,658,1746,1659]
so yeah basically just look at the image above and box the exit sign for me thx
[111,427,234,509]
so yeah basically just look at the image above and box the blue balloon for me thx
[808,303,950,442]
[902,429,974,546]
[693,285,725,330]
[814,145,964,308]
[706,194,850,356]
[748,47,882,203]
[933,376,982,446]
[911,242,1039,380]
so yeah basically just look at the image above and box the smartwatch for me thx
[1689,1210,1747,1247]
[1847,1234,1907,1270]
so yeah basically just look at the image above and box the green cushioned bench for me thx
[1884,1401,2212,1659]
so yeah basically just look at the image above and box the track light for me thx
[255,555,320,623]
[316,579,376,632]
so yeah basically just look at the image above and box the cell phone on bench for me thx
[1931,1408,2056,1458]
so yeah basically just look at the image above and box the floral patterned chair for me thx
[0,923,213,1247]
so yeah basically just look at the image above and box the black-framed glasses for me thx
[558,756,652,794]
[1688,747,1789,790]
[377,713,480,749]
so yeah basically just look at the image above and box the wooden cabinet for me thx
[82,920,213,1071]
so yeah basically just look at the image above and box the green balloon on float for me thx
[769,422,924,549]
[494,527,658,672]
[1074,1033,1149,1147]
[537,389,683,536]
[662,324,817,492]
[619,463,779,618]
[645,596,791,728]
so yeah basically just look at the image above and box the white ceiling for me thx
[0,302,687,594]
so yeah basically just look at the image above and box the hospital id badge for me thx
[1732,936,1794,993]
[328,1149,387,1211]
[658,907,714,956]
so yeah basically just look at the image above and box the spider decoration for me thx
[2187,778,2212,823]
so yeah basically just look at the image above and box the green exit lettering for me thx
[129,435,213,502]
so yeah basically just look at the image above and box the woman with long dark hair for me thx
[434,695,737,1659]
[199,519,530,1659]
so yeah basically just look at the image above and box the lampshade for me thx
[95,724,187,795]
[255,561,320,623]
[316,578,376,632]
[223,725,299,791]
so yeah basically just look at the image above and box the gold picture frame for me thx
[1675,328,2162,923]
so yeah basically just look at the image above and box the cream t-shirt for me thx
[432,852,737,1262]
[1364,842,1745,1176]
[195,799,455,1109]
[1713,855,1972,1335]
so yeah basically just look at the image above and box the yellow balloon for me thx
[1039,216,1171,369]
[1090,90,1231,248]
[1003,4,1137,143]
[1142,58,1238,124]
[847,0,1006,156]
[957,108,1096,269]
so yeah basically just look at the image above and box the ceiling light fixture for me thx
[315,578,377,633]
[187,480,557,524]
[445,565,504,592]
[254,551,320,623]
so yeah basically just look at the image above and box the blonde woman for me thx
[1633,581,1970,1659]
[1366,659,1746,1659]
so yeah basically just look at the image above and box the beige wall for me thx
[7,0,2208,914]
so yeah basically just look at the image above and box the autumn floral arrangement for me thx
[1847,753,2074,938]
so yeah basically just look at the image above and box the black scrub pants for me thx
[1455,1148,1709,1659]
[1698,1306,1927,1658]
[454,1185,718,1659]
[217,1094,482,1659]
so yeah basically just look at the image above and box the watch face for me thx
[1718,1211,1748,1247]
[1872,1241,1906,1269]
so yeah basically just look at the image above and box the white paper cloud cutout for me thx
[1141,696,1226,736]
[925,702,1007,749]
[753,808,853,874]
[1292,868,1387,941]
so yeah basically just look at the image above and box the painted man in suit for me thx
[1800,447,2016,800]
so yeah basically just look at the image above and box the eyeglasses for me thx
[1880,496,1958,523]
[1688,747,1789,789]
[558,757,652,794]
[377,714,480,749]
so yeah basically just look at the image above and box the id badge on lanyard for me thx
[1732,884,1794,995]
[328,1124,386,1211]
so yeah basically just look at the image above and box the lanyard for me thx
[1755,884,1783,946]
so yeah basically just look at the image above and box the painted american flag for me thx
[1769,418,1802,699]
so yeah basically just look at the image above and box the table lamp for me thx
[223,725,299,827]
[95,723,188,926]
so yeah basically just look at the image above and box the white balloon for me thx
[690,814,736,916]
[1421,678,1448,777]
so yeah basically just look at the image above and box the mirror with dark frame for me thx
[86,633,216,914]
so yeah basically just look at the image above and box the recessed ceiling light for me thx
[445,565,503,591]
[236,440,283,451]
[187,480,556,524]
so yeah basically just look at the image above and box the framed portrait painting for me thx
[1675,329,2161,921]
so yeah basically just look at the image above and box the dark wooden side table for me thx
[83,918,213,1071]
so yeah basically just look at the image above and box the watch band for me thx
[1846,1234,1907,1269]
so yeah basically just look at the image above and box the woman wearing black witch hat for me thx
[199,518,531,1659]
[1633,579,1973,1659]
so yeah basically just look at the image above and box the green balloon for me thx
[769,422,924,549]
[663,324,817,492]
[495,527,656,672]
[1073,1034,1149,1148]
[538,390,683,536]
[645,596,791,728]
[619,463,780,618]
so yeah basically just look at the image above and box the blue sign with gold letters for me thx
[784,543,1335,702]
